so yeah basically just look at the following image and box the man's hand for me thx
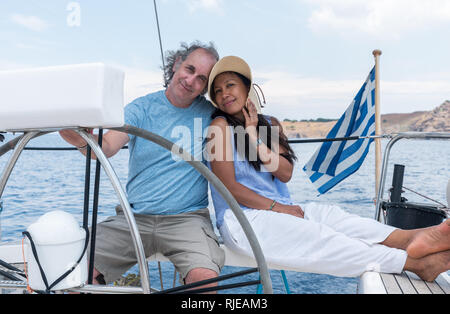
[59,129,89,148]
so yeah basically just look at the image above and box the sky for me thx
[1,0,450,120]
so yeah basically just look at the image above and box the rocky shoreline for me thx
[281,100,449,138]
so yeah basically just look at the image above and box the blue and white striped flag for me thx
[303,67,376,194]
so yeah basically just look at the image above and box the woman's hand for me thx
[242,99,258,136]
[273,203,304,218]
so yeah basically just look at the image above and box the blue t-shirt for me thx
[125,90,215,215]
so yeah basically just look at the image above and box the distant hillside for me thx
[408,100,449,132]
[281,120,337,139]
[281,100,450,138]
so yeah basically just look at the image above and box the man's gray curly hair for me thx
[162,41,219,95]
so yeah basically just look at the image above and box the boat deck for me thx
[358,271,450,294]
[2,242,449,294]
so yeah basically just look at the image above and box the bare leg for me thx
[406,219,450,258]
[380,229,419,250]
[69,266,104,294]
[91,267,105,284]
[381,219,450,258]
[403,250,450,282]
[184,268,219,294]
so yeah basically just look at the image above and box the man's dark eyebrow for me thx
[185,64,207,81]
[186,64,195,71]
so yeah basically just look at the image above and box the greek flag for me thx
[303,67,376,194]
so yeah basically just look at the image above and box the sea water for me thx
[0,133,448,294]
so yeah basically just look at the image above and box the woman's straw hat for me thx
[208,56,262,113]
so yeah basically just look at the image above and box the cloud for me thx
[0,59,32,71]
[0,60,164,105]
[254,69,450,118]
[2,59,447,119]
[10,14,50,32]
[185,0,223,13]
[121,65,450,117]
[115,66,165,104]
[303,0,450,38]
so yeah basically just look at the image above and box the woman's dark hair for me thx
[211,72,297,172]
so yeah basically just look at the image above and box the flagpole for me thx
[372,49,382,202]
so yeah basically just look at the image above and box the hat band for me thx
[252,83,266,109]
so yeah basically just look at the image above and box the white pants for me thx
[219,202,407,278]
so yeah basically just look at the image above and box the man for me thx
[60,41,225,288]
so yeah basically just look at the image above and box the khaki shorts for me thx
[91,206,225,284]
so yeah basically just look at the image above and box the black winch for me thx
[382,164,447,230]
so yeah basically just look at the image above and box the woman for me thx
[206,56,450,281]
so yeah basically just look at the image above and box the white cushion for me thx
[0,63,124,131]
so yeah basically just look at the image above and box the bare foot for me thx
[406,219,450,259]
[407,250,450,282]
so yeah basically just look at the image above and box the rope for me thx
[288,134,387,144]
[21,237,33,294]
[7,136,387,153]
[402,186,447,208]
[153,0,166,83]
